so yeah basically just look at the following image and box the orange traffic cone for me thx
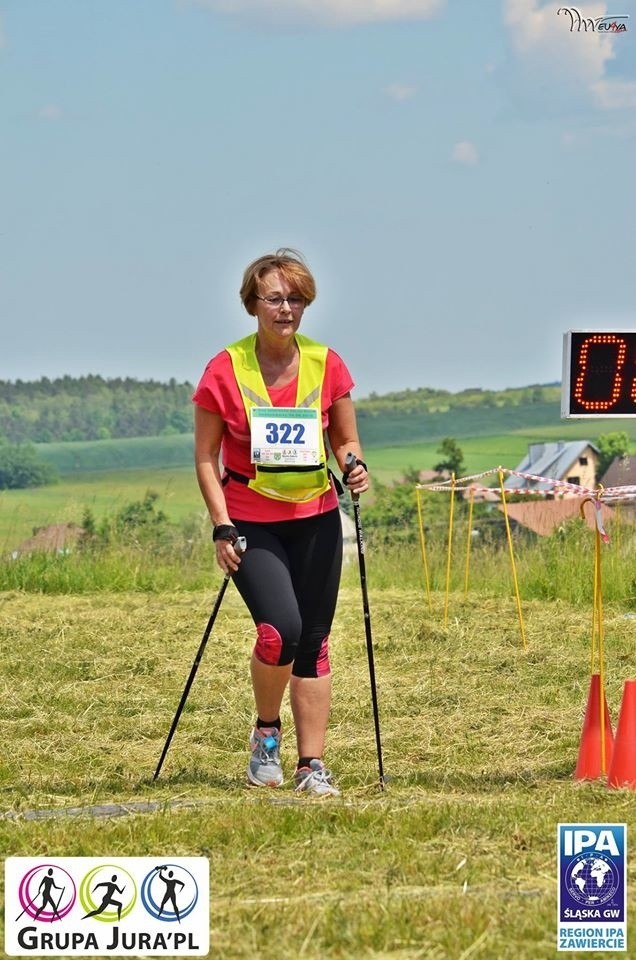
[574,673,614,781]
[608,679,636,789]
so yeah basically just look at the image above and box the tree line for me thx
[0,375,194,443]
[0,376,563,444]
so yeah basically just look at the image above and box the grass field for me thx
[0,467,203,553]
[2,582,636,958]
[4,394,636,955]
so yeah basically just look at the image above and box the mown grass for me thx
[2,583,636,959]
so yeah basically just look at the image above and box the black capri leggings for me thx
[230,508,343,678]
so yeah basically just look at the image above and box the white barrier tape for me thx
[601,485,636,498]
[498,487,556,497]
[415,468,500,490]
[418,485,474,492]
[504,469,595,496]
[413,467,636,502]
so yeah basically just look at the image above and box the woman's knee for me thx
[253,615,302,666]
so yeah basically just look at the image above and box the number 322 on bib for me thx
[250,407,322,465]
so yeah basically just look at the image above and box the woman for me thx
[192,249,368,797]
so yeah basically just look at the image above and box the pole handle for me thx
[234,536,247,556]
[344,451,360,502]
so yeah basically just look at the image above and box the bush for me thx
[0,442,58,489]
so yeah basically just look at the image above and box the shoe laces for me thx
[298,760,333,786]
[253,730,280,764]
[310,765,332,785]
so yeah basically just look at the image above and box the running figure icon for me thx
[82,875,125,921]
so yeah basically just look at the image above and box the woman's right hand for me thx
[215,537,242,575]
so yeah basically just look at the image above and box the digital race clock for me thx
[561,331,636,418]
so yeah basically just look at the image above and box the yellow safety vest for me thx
[226,332,332,503]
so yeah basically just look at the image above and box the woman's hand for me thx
[212,524,243,574]
[215,537,242,575]
[344,460,369,495]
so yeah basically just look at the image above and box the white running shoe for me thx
[247,727,283,787]
[294,759,340,797]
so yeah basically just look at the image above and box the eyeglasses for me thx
[255,295,306,309]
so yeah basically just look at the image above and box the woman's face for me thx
[253,269,306,344]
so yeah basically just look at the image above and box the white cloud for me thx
[39,105,63,121]
[451,141,479,165]
[385,82,418,101]
[185,0,445,26]
[591,77,636,110]
[503,0,636,111]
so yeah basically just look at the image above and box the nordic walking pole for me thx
[153,536,247,780]
[344,452,385,789]
[15,882,65,922]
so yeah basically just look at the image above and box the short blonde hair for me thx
[240,248,317,315]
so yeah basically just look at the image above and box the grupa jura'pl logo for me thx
[79,865,137,922]
[141,864,199,922]
[17,865,76,923]
[566,854,621,906]
[5,856,210,956]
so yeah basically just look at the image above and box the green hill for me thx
[36,433,194,474]
[356,400,563,445]
[33,396,636,478]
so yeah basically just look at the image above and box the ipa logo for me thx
[557,824,627,953]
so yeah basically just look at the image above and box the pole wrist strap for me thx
[212,524,239,544]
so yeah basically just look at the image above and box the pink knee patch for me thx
[316,635,331,677]
[254,623,283,666]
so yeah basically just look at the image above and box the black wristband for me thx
[342,458,368,486]
[212,524,239,544]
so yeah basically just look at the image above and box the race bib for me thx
[250,407,321,466]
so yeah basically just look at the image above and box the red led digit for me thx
[573,335,627,411]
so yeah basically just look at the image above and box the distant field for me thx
[3,434,631,554]
[34,406,636,479]
[363,426,636,484]
[6,406,634,552]
[357,402,636,447]
[369,434,535,483]
[0,467,203,552]
[36,433,194,473]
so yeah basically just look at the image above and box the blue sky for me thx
[2,0,635,397]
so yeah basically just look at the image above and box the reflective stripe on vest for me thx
[225,333,332,503]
